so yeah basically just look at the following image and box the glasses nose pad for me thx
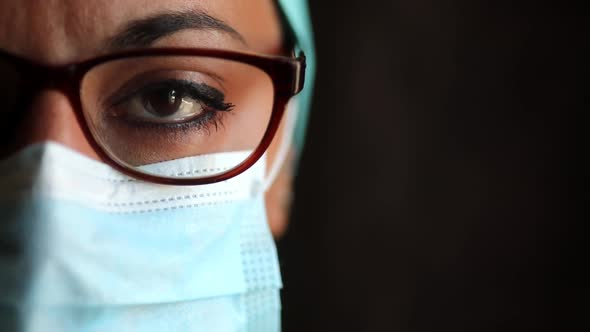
[0,89,101,161]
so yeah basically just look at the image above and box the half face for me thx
[0,0,285,171]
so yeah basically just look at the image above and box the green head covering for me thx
[276,0,315,155]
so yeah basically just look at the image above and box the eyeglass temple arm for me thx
[293,51,306,95]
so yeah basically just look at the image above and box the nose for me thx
[7,89,101,160]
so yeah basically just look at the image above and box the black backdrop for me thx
[278,1,583,331]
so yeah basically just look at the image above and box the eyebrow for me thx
[106,10,247,50]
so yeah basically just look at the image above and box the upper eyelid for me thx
[104,77,212,107]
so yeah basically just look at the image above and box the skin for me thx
[0,0,292,237]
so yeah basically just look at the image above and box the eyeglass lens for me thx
[80,55,274,180]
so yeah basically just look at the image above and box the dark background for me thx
[278,1,583,331]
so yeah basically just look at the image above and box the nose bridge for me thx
[16,88,100,160]
[36,64,77,91]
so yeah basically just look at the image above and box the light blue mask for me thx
[0,142,282,332]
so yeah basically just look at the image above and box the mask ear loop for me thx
[260,99,298,193]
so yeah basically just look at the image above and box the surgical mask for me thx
[0,134,286,331]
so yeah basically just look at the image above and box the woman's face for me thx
[0,0,292,236]
[0,0,283,157]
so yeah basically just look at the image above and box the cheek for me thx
[264,146,295,239]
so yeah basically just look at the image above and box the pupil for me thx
[145,88,182,117]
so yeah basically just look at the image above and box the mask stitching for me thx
[104,190,235,207]
[115,199,236,214]
[173,166,230,177]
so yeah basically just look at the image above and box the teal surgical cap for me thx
[277,0,315,155]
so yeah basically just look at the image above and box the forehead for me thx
[0,0,282,64]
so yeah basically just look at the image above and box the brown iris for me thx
[143,87,184,117]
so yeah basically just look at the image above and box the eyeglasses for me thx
[0,48,306,185]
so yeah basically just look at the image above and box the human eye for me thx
[105,78,234,132]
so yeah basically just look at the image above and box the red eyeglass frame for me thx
[0,48,306,185]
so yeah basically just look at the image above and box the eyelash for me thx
[107,79,234,134]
